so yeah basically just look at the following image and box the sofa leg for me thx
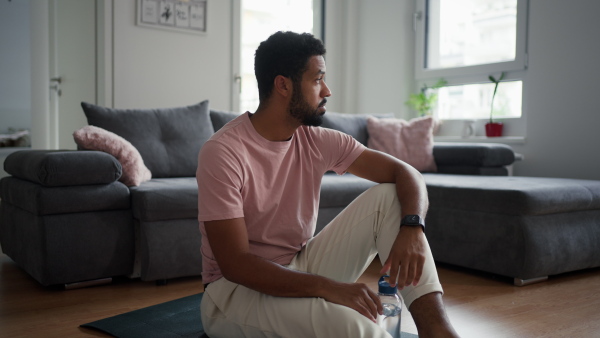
[156,279,168,286]
[64,277,112,290]
[514,276,548,286]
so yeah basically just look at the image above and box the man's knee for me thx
[369,183,396,195]
[363,183,398,204]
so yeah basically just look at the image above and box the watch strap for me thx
[400,215,425,232]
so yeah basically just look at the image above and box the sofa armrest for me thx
[433,142,515,176]
[4,150,122,187]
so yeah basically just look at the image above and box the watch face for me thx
[402,215,425,231]
[403,215,421,225]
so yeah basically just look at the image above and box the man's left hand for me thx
[380,226,427,288]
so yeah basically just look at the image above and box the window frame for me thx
[413,0,529,139]
[415,0,529,82]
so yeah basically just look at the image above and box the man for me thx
[197,31,459,337]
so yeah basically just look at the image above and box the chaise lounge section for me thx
[424,174,600,285]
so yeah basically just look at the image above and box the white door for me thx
[48,0,97,149]
[232,0,323,114]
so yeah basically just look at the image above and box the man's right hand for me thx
[319,281,383,323]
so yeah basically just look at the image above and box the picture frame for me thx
[137,0,207,35]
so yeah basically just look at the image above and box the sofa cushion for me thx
[210,110,240,132]
[434,165,509,176]
[130,178,198,222]
[321,112,393,146]
[0,177,130,215]
[433,142,515,167]
[424,174,600,216]
[4,150,121,187]
[138,218,203,281]
[366,116,437,172]
[73,125,152,187]
[319,173,377,208]
[81,101,213,178]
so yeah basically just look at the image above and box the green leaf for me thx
[432,79,447,89]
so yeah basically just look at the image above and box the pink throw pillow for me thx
[366,116,437,172]
[73,125,152,186]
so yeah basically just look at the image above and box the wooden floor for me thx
[1,252,600,338]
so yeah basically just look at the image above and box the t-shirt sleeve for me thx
[315,127,366,175]
[196,140,245,222]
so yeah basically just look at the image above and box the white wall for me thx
[0,0,31,133]
[324,0,415,118]
[355,0,415,118]
[509,0,600,179]
[111,1,232,110]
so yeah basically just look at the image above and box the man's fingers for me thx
[368,287,384,315]
[413,256,425,286]
[396,260,409,289]
[355,298,378,322]
[379,261,390,276]
[340,284,383,322]
[404,262,417,287]
[358,291,378,321]
[388,263,399,287]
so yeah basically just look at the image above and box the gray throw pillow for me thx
[81,101,213,178]
[321,112,394,146]
[210,110,240,132]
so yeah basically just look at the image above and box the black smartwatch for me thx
[400,215,425,232]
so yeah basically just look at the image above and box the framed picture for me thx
[137,0,207,34]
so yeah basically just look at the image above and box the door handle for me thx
[49,77,63,96]
[234,74,242,94]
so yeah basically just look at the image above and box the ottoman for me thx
[423,174,600,285]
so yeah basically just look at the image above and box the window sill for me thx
[434,136,526,145]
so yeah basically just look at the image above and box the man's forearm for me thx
[221,251,334,298]
[393,162,429,220]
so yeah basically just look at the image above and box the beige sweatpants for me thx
[201,183,443,338]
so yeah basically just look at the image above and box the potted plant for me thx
[486,72,505,137]
[405,78,447,117]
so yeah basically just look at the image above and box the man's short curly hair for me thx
[254,31,326,102]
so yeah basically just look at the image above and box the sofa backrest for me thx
[321,112,394,146]
[208,110,394,146]
[81,101,213,178]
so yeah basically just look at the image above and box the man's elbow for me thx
[216,253,252,285]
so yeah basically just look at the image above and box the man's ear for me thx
[273,75,293,98]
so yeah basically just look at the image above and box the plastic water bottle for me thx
[377,275,402,338]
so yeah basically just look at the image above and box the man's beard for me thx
[289,83,326,127]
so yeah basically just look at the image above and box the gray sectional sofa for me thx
[2,102,599,288]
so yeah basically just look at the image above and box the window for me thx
[415,0,528,122]
[237,0,323,114]
[436,81,522,120]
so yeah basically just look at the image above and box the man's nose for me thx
[322,80,332,97]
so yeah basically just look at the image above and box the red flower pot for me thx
[485,122,503,137]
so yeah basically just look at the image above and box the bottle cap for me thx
[378,275,398,294]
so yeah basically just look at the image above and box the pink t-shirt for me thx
[197,112,365,283]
